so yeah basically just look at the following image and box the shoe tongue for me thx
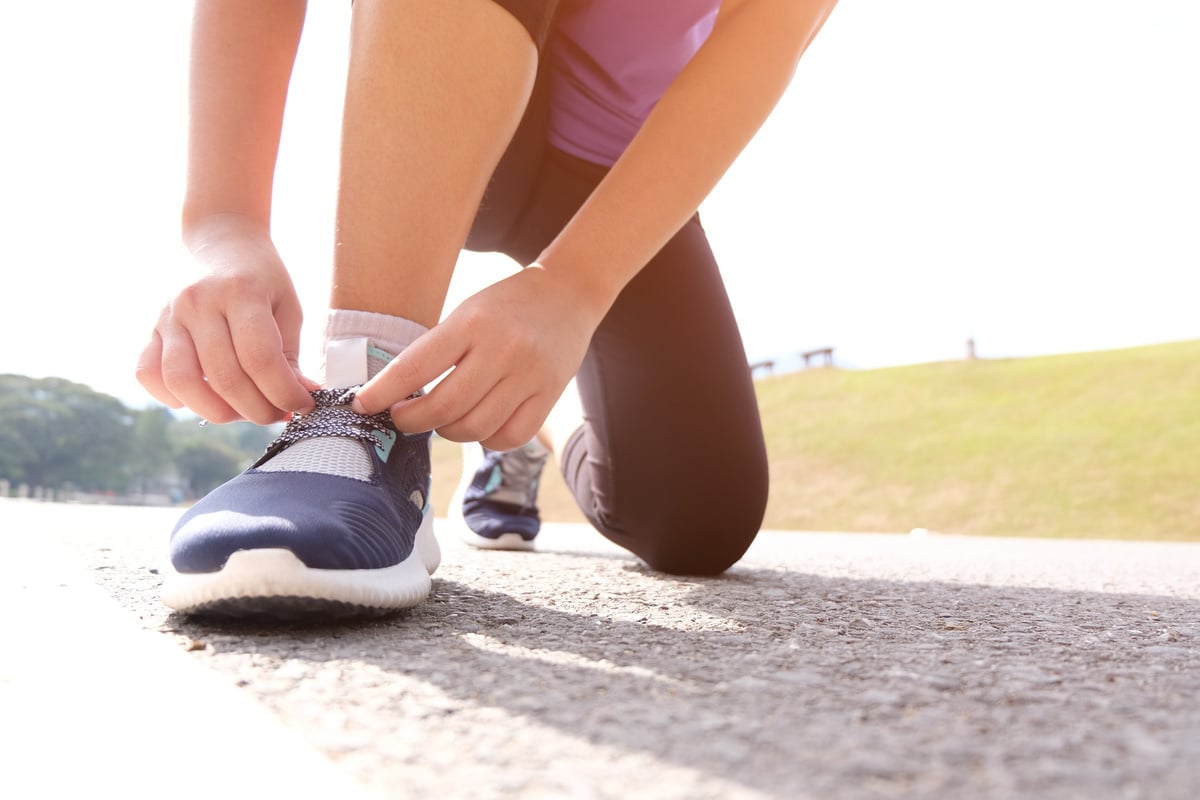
[325,336,397,385]
[256,336,400,480]
[256,436,375,480]
[324,337,370,386]
[258,336,386,481]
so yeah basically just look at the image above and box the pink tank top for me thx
[546,0,721,167]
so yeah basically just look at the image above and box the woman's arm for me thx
[137,0,315,424]
[183,0,307,234]
[537,0,839,319]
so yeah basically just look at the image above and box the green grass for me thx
[432,340,1200,541]
[757,340,1200,540]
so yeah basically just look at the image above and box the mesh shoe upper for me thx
[170,388,431,574]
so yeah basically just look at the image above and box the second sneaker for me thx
[454,439,550,551]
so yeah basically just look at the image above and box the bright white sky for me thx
[1,1,1197,406]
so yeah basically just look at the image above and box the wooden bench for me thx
[749,359,776,377]
[800,347,834,368]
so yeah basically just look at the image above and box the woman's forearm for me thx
[182,0,307,243]
[535,0,837,315]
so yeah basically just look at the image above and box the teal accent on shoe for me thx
[484,465,503,494]
[367,344,395,363]
[373,428,397,462]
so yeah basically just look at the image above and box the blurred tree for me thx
[175,438,243,497]
[0,374,133,492]
[130,405,177,494]
[0,374,281,499]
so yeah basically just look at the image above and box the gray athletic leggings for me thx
[464,10,768,576]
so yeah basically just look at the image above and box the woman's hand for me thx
[353,265,609,450]
[136,215,317,425]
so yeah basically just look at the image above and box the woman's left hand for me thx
[352,265,608,451]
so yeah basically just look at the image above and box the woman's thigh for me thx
[489,0,559,48]
[464,1,558,253]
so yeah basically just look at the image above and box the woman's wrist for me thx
[526,255,622,326]
[182,211,280,270]
[183,210,271,248]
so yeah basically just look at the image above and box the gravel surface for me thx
[7,500,1199,799]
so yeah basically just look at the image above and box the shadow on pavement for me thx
[164,558,1200,800]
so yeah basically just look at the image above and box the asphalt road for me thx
[3,499,1198,799]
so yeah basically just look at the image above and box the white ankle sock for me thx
[324,309,428,381]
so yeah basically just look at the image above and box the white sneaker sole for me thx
[161,512,439,618]
[460,529,537,551]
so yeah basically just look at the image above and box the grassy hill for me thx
[432,340,1200,541]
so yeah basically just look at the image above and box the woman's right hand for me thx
[136,214,316,425]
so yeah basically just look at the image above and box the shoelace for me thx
[269,387,397,453]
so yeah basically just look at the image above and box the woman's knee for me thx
[644,498,767,575]
[604,451,770,576]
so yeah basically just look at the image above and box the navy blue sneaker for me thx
[162,342,437,619]
[453,440,549,551]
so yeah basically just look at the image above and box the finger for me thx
[134,330,183,409]
[157,322,243,424]
[228,306,315,415]
[296,371,322,392]
[385,353,503,436]
[274,294,318,406]
[432,376,527,445]
[480,394,552,452]
[188,316,287,425]
[353,325,467,415]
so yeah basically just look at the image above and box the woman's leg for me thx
[333,0,540,327]
[492,150,769,575]
[564,218,769,575]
